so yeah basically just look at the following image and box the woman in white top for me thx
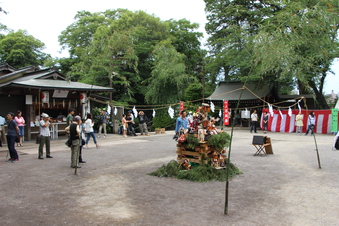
[85,113,99,148]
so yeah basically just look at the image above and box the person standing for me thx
[126,112,137,136]
[333,131,339,150]
[122,114,128,137]
[66,109,74,127]
[65,115,82,168]
[175,110,188,134]
[14,110,25,147]
[305,111,316,136]
[85,113,99,148]
[250,110,258,133]
[0,115,6,146]
[38,113,53,159]
[6,112,19,162]
[98,110,107,138]
[138,111,149,136]
[295,112,304,135]
[262,112,268,134]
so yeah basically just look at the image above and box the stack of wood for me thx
[176,142,226,168]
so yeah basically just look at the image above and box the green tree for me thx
[251,1,339,108]
[59,9,205,105]
[145,39,195,104]
[204,0,339,109]
[72,27,139,102]
[58,9,127,58]
[0,30,48,68]
[167,19,206,75]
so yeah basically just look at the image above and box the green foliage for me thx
[184,83,203,101]
[0,30,49,68]
[152,113,176,129]
[186,134,200,150]
[149,160,243,182]
[145,39,195,104]
[207,132,231,151]
[204,0,339,109]
[148,160,180,177]
[58,9,205,105]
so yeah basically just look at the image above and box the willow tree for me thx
[145,39,195,104]
[251,0,339,109]
[204,0,339,108]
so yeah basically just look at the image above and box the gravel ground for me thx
[0,129,338,226]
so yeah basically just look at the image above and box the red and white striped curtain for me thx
[260,109,335,134]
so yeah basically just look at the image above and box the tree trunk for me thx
[308,80,329,109]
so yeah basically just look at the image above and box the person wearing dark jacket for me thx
[6,112,19,162]
[126,112,137,136]
[138,111,149,136]
[65,115,82,168]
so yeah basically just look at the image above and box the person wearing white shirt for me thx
[38,113,53,159]
[250,110,258,133]
[85,113,99,148]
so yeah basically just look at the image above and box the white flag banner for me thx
[62,100,65,108]
[298,102,301,113]
[210,101,215,112]
[107,105,111,115]
[132,106,138,118]
[168,106,174,119]
[152,109,156,118]
[219,109,222,118]
[288,107,292,117]
[269,104,274,116]
[279,109,283,118]
[245,108,249,117]
[114,107,117,115]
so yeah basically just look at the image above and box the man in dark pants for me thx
[38,113,53,159]
[66,116,82,168]
[126,112,137,136]
[6,112,19,162]
[250,110,258,133]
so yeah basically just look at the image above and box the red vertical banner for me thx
[180,101,184,111]
[224,100,229,125]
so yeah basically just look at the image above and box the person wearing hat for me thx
[38,113,53,159]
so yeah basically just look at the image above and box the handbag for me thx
[65,138,72,147]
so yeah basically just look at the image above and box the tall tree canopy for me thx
[59,9,205,104]
[204,0,339,109]
[0,30,48,68]
[145,39,194,104]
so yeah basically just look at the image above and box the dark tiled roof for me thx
[0,68,113,92]
[207,82,271,101]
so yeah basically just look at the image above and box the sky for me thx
[0,0,337,94]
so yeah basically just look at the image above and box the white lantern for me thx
[41,91,49,103]
[80,93,87,104]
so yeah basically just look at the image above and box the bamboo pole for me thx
[224,86,246,215]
